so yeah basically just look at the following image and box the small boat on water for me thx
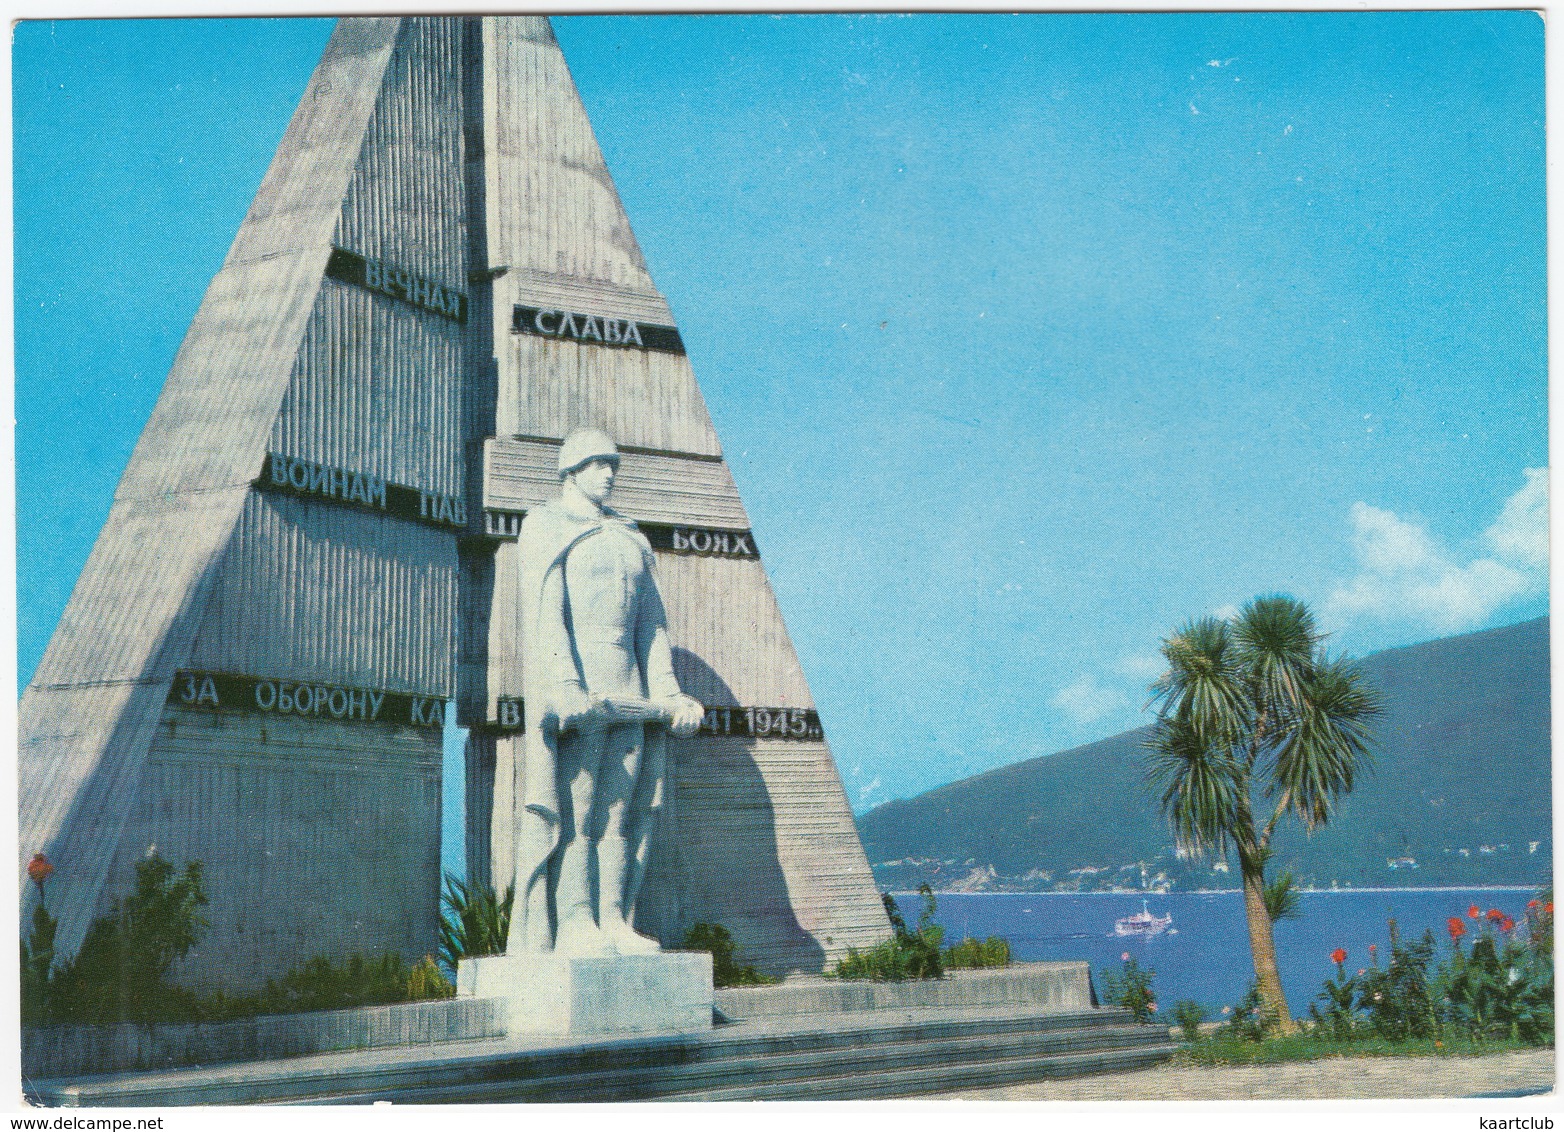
[1114,901,1173,937]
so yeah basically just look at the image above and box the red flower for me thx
[1486,908,1505,923]
[1368,943,1377,953]
[1330,947,1347,965]
[26,853,53,888]
[1500,917,1516,933]
[1547,903,1554,916]
[1469,905,1482,919]
[1527,899,1540,910]
[1448,917,1467,940]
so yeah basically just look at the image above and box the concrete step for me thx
[317,1017,1171,1104]
[32,1008,1176,1106]
[684,1042,1183,1102]
[578,1026,1177,1104]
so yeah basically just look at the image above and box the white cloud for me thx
[1051,675,1130,726]
[1486,467,1548,569]
[1211,603,1242,622]
[1113,652,1166,682]
[1322,470,1547,636]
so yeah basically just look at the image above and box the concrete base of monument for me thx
[27,961,1177,1104]
[715,961,1094,1020]
[456,951,714,1036]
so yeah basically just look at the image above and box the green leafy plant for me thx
[22,857,458,1027]
[1179,1032,1530,1066]
[1145,596,1380,1035]
[438,874,514,975]
[1292,898,1554,1052]
[943,934,1011,970]
[1172,999,1207,1042]
[1263,870,1302,923]
[20,904,58,1026]
[1356,928,1438,1041]
[1219,981,1275,1042]
[681,923,777,987]
[46,854,209,1025]
[405,955,456,1002]
[1100,955,1157,1023]
[246,952,456,1016]
[832,887,944,981]
[1307,946,1359,1041]
[1440,909,1553,1046]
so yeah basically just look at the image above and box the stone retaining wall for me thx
[22,996,504,1081]
[713,961,1095,1019]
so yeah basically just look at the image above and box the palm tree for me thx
[1146,595,1379,1035]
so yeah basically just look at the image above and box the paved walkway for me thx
[941,1049,1555,1101]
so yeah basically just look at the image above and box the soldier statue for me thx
[508,429,704,955]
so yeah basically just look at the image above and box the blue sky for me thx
[14,14,1548,844]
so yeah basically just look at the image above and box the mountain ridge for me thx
[857,617,1551,892]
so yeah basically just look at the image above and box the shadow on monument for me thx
[643,649,827,977]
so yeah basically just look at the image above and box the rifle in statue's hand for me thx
[546,692,705,737]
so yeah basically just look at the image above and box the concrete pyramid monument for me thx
[19,16,889,989]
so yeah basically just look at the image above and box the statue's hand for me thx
[665,693,705,738]
[551,687,596,732]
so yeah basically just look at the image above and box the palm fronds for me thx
[438,874,514,975]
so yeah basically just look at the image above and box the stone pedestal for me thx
[457,951,714,1037]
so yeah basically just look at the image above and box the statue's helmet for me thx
[558,428,620,477]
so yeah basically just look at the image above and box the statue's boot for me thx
[552,836,605,956]
[597,834,661,954]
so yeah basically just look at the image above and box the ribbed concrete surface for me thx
[23,997,503,1082]
[715,963,1095,1019]
[18,18,405,960]
[106,706,443,994]
[26,1004,1173,1106]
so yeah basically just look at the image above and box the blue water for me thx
[893,888,1543,1013]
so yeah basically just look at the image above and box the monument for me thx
[18,15,891,1003]
[505,429,705,957]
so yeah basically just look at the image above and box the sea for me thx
[888,888,1545,1014]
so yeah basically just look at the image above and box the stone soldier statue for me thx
[509,429,705,955]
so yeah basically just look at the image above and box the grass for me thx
[1175,1032,1544,1067]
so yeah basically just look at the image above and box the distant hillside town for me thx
[858,618,1552,893]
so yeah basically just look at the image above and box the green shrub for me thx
[1298,897,1553,1050]
[832,887,944,982]
[1100,955,1157,1023]
[20,904,58,1026]
[943,935,1010,970]
[438,874,513,975]
[1219,981,1275,1041]
[1356,929,1438,1041]
[197,952,456,1020]
[21,856,457,1026]
[681,923,777,987]
[1308,952,1359,1041]
[405,955,457,1002]
[240,951,454,1017]
[257,953,408,1014]
[1172,999,1206,1042]
[1180,1031,1532,1066]
[45,855,209,1025]
[1441,931,1552,1045]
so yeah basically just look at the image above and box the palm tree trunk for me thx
[1241,860,1296,1035]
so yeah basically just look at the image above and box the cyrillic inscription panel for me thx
[168,670,446,728]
